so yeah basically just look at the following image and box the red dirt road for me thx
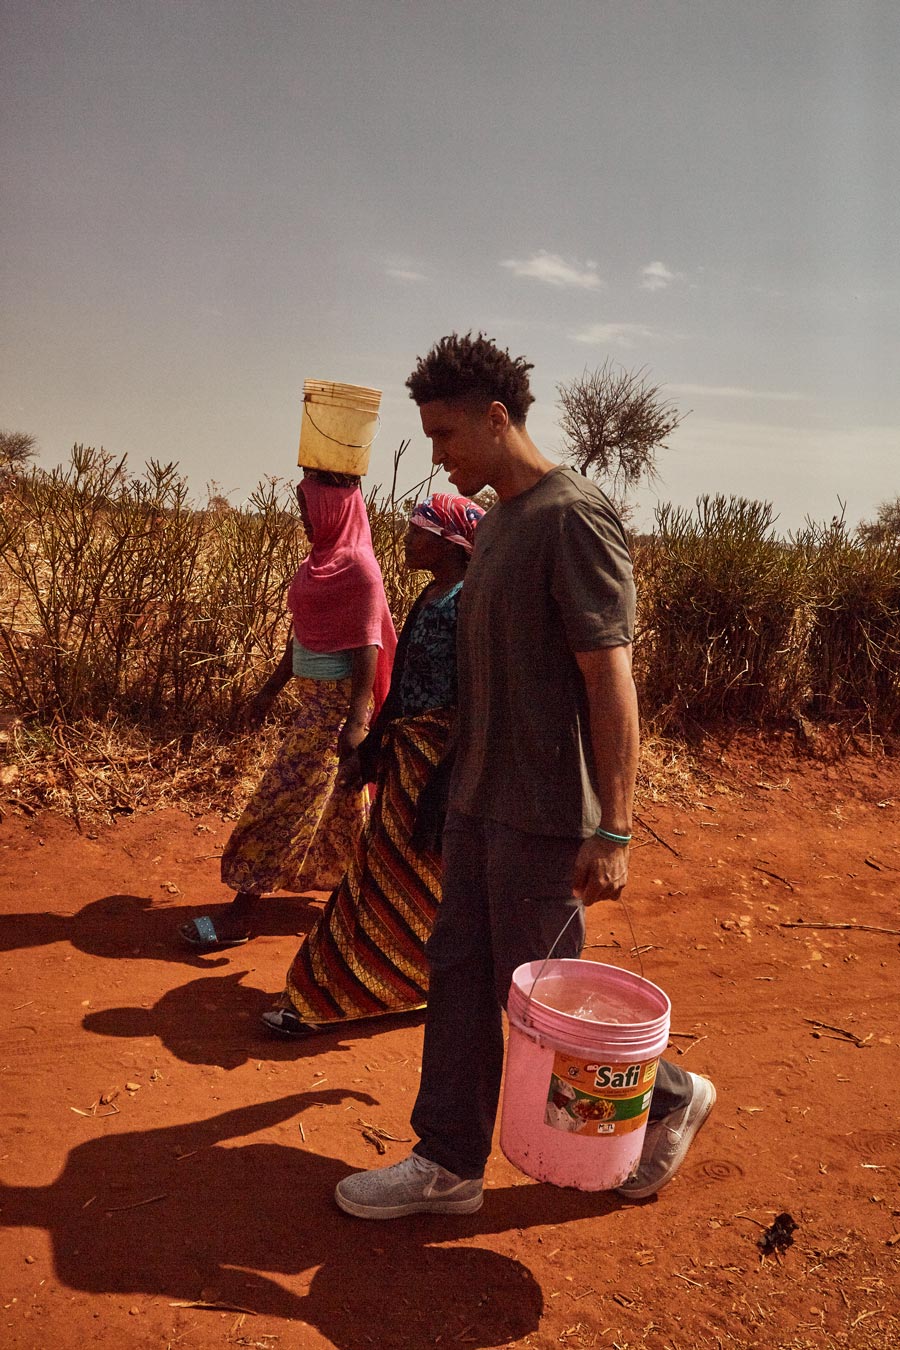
[1,746,898,1349]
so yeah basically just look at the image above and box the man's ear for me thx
[486,401,510,434]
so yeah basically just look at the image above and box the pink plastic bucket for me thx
[500,958,671,1190]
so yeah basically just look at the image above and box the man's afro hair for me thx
[406,332,535,425]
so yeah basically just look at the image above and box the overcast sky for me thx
[3,0,898,531]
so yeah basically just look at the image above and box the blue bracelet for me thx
[594,826,632,846]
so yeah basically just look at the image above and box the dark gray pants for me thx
[411,812,692,1179]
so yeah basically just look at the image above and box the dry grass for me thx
[1,457,898,828]
[0,711,712,829]
[0,710,285,826]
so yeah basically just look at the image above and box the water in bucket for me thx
[532,974,656,1024]
[501,958,671,1190]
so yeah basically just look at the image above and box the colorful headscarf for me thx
[287,478,397,714]
[410,493,486,554]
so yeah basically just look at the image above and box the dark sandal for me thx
[179,915,251,950]
[261,1007,321,1038]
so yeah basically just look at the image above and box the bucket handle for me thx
[524,897,645,1023]
[302,402,382,451]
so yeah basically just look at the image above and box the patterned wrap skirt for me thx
[284,707,452,1024]
[220,677,368,896]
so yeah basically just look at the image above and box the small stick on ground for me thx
[360,1128,386,1155]
[850,1309,883,1329]
[753,865,794,890]
[105,1193,169,1214]
[672,1034,707,1058]
[169,1300,258,1315]
[804,1018,871,1048]
[672,1272,704,1288]
[781,920,900,936]
[669,1029,706,1055]
[359,1120,411,1143]
[70,1101,119,1119]
[633,812,680,856]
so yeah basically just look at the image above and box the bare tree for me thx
[556,362,685,498]
[0,429,37,471]
[205,480,233,515]
[858,494,900,545]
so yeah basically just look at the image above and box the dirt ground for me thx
[1,743,898,1350]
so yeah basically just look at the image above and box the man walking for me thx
[336,333,714,1218]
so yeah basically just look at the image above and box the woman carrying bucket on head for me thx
[179,466,397,950]
[261,492,485,1035]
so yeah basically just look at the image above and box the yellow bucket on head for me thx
[298,379,382,476]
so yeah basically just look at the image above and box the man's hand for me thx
[571,645,637,905]
[572,835,629,906]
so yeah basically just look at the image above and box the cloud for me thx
[666,382,807,402]
[501,251,603,290]
[640,261,684,291]
[570,322,659,349]
[385,266,427,283]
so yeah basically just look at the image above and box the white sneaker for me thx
[617,1073,716,1200]
[335,1152,484,1220]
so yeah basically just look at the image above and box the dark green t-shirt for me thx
[450,467,636,838]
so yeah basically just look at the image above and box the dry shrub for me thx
[2,454,898,826]
[634,494,900,738]
[0,443,429,732]
[1,448,301,725]
[364,439,435,624]
[798,518,900,732]
[635,495,808,731]
[0,441,434,824]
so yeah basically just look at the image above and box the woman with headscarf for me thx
[179,469,397,950]
[261,492,485,1035]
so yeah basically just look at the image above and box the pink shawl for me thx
[287,478,396,714]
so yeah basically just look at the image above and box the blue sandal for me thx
[179,915,251,950]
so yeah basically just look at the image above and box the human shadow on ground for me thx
[0,893,323,968]
[82,968,426,1069]
[0,1092,617,1346]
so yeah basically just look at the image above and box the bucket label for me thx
[544,1054,659,1136]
